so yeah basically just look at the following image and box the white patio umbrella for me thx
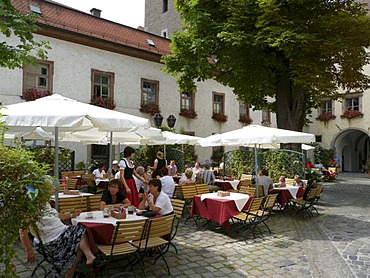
[2,94,151,208]
[198,125,315,196]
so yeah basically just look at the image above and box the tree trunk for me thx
[275,69,306,132]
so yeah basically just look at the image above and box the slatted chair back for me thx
[247,197,264,214]
[173,185,183,199]
[59,196,87,213]
[87,193,103,211]
[181,184,197,200]
[240,180,252,187]
[251,184,264,197]
[285,178,295,186]
[239,185,255,195]
[113,219,148,246]
[263,194,278,210]
[83,174,95,187]
[66,178,78,190]
[196,184,210,195]
[170,199,186,219]
[147,214,175,239]
[61,171,73,180]
[306,187,319,200]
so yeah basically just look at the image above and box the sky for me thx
[55,0,145,28]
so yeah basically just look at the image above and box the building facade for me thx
[1,0,277,166]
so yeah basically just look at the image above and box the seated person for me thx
[133,166,149,195]
[167,160,178,176]
[257,169,273,196]
[92,162,106,186]
[20,203,103,278]
[179,168,195,185]
[293,175,305,187]
[99,179,131,210]
[138,179,173,216]
[160,167,176,197]
[305,160,314,169]
[274,175,287,187]
[200,164,219,191]
[192,162,201,176]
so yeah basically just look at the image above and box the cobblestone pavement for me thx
[13,173,369,277]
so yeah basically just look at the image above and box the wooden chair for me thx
[181,184,197,224]
[240,174,252,181]
[29,228,52,277]
[169,199,186,254]
[133,215,176,275]
[73,170,84,176]
[172,185,183,199]
[239,185,256,196]
[65,178,78,190]
[250,184,265,197]
[86,193,103,211]
[196,183,210,195]
[256,194,278,235]
[285,178,295,186]
[58,196,88,213]
[290,186,322,217]
[232,197,264,238]
[96,219,148,277]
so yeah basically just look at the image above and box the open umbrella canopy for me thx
[2,94,150,132]
[198,125,315,147]
[150,131,202,145]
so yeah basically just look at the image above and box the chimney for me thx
[90,8,101,17]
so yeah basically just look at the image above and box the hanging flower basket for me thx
[316,112,336,122]
[239,114,253,125]
[340,110,363,119]
[21,87,52,101]
[90,97,116,110]
[179,108,197,119]
[212,112,228,122]
[140,103,161,115]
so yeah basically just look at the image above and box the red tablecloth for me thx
[80,222,114,254]
[190,194,253,230]
[270,187,304,206]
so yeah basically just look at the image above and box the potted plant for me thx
[316,112,336,122]
[90,97,116,110]
[212,112,228,122]
[340,110,363,119]
[179,108,197,119]
[140,103,161,115]
[239,114,253,125]
[21,87,52,101]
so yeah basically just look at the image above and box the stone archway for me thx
[331,128,370,172]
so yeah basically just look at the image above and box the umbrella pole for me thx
[54,127,59,210]
[164,144,167,161]
[108,132,113,180]
[254,144,259,197]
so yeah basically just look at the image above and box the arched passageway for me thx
[332,128,370,172]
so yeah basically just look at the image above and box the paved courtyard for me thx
[13,173,370,277]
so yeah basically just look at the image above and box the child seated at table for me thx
[274,175,287,187]
[293,175,305,187]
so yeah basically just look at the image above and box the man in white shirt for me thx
[160,167,176,197]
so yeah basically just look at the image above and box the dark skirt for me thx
[37,225,86,277]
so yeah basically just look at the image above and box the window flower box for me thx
[90,97,116,110]
[179,108,197,119]
[316,112,336,122]
[212,112,228,122]
[140,103,160,115]
[340,110,363,119]
[239,114,253,125]
[21,87,52,101]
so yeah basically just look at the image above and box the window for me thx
[239,101,250,117]
[141,78,159,105]
[163,0,168,12]
[23,60,54,92]
[91,69,114,100]
[345,97,360,111]
[321,100,333,114]
[213,92,225,114]
[315,135,322,143]
[262,108,271,122]
[180,92,194,110]
[161,29,168,38]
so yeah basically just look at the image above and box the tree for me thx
[163,0,370,132]
[0,0,49,69]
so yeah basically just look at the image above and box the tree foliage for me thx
[0,0,50,69]
[164,0,370,131]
